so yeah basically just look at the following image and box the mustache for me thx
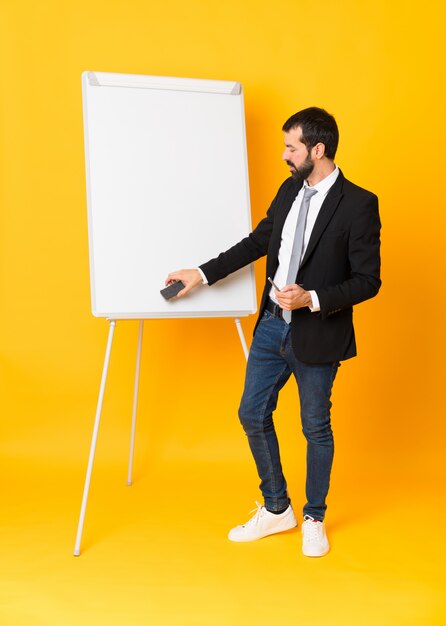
[286,160,296,169]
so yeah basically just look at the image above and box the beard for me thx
[287,151,314,182]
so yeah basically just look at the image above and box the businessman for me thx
[166,107,381,557]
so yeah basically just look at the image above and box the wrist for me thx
[196,267,208,285]
[303,290,312,307]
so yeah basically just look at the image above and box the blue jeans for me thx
[238,307,339,521]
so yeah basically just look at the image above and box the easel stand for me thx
[73,318,249,556]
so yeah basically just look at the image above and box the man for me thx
[165,107,381,557]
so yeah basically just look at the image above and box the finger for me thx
[278,295,295,309]
[281,283,299,293]
[280,284,293,293]
[175,281,195,298]
[165,271,184,286]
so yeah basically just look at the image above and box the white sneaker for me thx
[228,502,297,542]
[301,515,330,557]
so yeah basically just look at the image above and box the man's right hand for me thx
[164,269,203,298]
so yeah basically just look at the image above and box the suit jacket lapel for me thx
[299,171,344,269]
[278,179,303,230]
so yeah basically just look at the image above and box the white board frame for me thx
[82,71,257,319]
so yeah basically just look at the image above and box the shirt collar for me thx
[303,165,339,197]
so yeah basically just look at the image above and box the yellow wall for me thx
[1,0,444,476]
[1,1,445,623]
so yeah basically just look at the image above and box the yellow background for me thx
[1,0,445,624]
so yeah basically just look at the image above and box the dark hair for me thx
[282,107,339,160]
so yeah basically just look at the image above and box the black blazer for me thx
[200,170,381,364]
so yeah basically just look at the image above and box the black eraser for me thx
[160,281,186,300]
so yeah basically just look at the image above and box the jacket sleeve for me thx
[317,193,381,319]
[198,180,288,286]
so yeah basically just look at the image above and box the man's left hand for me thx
[275,284,312,310]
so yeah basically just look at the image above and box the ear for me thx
[312,142,326,160]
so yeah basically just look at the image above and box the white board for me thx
[82,71,257,319]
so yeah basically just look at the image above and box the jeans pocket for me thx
[260,309,274,323]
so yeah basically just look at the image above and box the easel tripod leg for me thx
[234,318,249,361]
[127,319,144,486]
[73,319,117,556]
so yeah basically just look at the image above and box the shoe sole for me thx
[302,545,330,557]
[228,517,298,542]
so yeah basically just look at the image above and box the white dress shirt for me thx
[269,166,340,312]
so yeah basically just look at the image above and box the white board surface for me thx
[82,71,257,319]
